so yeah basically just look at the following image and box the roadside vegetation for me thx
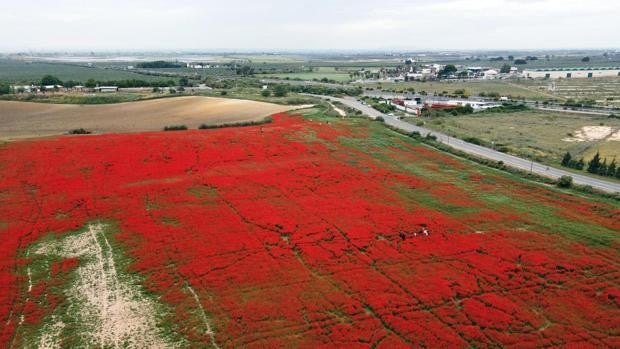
[562,151,620,180]
[418,109,620,177]
[300,105,619,202]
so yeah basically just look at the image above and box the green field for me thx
[360,80,553,100]
[417,109,620,168]
[0,59,164,84]
[0,92,157,104]
[428,54,620,70]
[259,67,353,82]
[514,78,620,107]
[360,77,620,105]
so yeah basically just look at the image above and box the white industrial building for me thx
[94,86,119,93]
[522,67,620,79]
[483,69,499,79]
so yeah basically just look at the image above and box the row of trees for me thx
[136,61,184,69]
[28,75,179,89]
[562,152,620,178]
[286,84,362,97]
[85,78,177,88]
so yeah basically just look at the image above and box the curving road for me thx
[316,95,620,193]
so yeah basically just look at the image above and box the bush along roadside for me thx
[392,127,619,201]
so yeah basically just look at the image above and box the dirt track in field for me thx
[0,96,299,140]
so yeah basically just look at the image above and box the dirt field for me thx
[0,96,300,140]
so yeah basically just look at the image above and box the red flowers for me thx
[0,113,618,347]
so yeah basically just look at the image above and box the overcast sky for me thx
[1,0,619,52]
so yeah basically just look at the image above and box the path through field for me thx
[29,223,179,348]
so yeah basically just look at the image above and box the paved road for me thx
[260,78,354,90]
[317,95,620,193]
[363,91,618,116]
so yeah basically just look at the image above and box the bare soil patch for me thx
[562,126,615,142]
[0,96,299,140]
[32,223,176,348]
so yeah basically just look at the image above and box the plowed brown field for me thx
[0,96,299,139]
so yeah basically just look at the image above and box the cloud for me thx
[0,0,618,51]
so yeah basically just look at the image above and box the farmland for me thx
[0,96,298,140]
[260,67,354,82]
[0,59,164,84]
[419,109,620,166]
[0,108,618,347]
[430,54,620,70]
[515,78,620,107]
[359,80,554,100]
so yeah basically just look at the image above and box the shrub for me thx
[273,84,289,97]
[68,128,91,135]
[220,90,228,96]
[163,125,188,131]
[261,89,271,97]
[375,116,385,122]
[198,116,273,129]
[557,176,573,188]
[463,137,482,145]
[41,75,62,86]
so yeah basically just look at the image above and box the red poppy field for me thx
[0,109,618,348]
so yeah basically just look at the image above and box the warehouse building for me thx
[522,67,620,79]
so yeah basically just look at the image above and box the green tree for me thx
[235,65,254,76]
[500,64,511,74]
[273,84,289,97]
[85,79,97,88]
[587,152,601,174]
[514,59,528,65]
[557,175,573,188]
[41,75,62,86]
[607,159,617,177]
[63,80,81,88]
[179,77,189,87]
[508,55,514,61]
[439,64,457,76]
[261,89,271,97]
[581,56,590,62]
[561,152,572,167]
[598,159,608,176]
[0,83,10,95]
[575,158,585,170]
